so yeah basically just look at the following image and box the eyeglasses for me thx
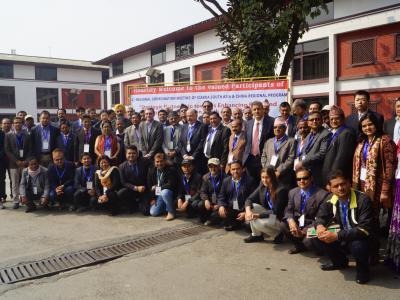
[273,126,285,129]
[296,176,310,181]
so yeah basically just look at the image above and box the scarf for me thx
[28,168,41,178]
[96,166,117,189]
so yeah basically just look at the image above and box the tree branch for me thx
[279,18,301,76]
[198,0,220,18]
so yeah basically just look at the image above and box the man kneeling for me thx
[312,170,375,284]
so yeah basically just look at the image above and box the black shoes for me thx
[288,247,306,254]
[13,203,20,209]
[25,205,37,213]
[244,235,264,243]
[320,263,348,271]
[224,224,240,231]
[273,232,284,244]
[356,274,370,284]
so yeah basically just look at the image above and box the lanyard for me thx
[304,133,316,153]
[41,125,49,141]
[264,189,273,210]
[16,133,24,149]
[210,172,222,194]
[296,140,303,158]
[84,129,91,144]
[63,134,69,146]
[363,139,371,162]
[207,128,217,142]
[330,125,346,144]
[182,176,190,194]
[130,163,139,176]
[104,136,111,151]
[232,135,239,151]
[55,166,66,184]
[300,187,314,214]
[274,135,287,154]
[340,200,349,227]
[156,170,163,186]
[231,179,241,200]
[82,166,93,182]
[170,126,175,141]
[188,124,195,140]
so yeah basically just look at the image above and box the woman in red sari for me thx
[94,121,120,165]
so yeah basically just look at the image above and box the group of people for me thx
[0,90,400,284]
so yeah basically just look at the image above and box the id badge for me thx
[103,187,107,194]
[86,181,93,190]
[42,141,49,150]
[360,167,367,181]
[267,214,277,226]
[294,158,299,171]
[270,155,278,167]
[168,141,174,150]
[233,199,239,210]
[185,194,191,202]
[19,149,24,158]
[299,214,305,228]
[155,186,162,196]
[302,155,306,161]
[104,150,111,157]
[33,186,38,195]
[84,144,90,153]
[396,169,400,179]
[228,153,233,164]
[211,193,217,204]
[186,143,191,153]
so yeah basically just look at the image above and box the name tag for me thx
[86,181,93,190]
[103,187,107,194]
[233,199,239,210]
[84,144,90,153]
[19,150,24,158]
[211,193,217,204]
[396,169,400,179]
[228,153,233,164]
[360,167,367,181]
[155,186,162,196]
[267,213,277,226]
[299,214,305,228]
[42,141,49,150]
[186,143,191,153]
[185,194,191,202]
[104,150,111,157]
[294,158,299,171]
[302,155,306,161]
[270,155,278,167]
[33,186,38,195]
[168,141,174,150]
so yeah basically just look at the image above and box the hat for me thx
[207,158,220,166]
[274,117,286,127]
[322,105,333,111]
[25,115,34,120]
[181,159,194,165]
[329,105,345,118]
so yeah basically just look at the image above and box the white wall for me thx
[334,0,400,19]
[58,68,102,83]
[123,51,151,74]
[13,64,35,79]
[194,29,222,54]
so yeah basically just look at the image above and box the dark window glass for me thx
[112,61,123,76]
[151,46,166,66]
[397,34,400,58]
[36,88,58,108]
[111,84,120,105]
[0,63,13,79]
[293,38,329,81]
[173,67,190,83]
[0,86,15,108]
[86,93,95,104]
[201,70,213,81]
[176,37,194,58]
[149,73,165,86]
[35,66,57,81]
[102,70,109,84]
[221,67,227,79]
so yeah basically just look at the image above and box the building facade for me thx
[0,53,108,121]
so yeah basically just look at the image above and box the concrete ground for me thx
[0,179,399,299]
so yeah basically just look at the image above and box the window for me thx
[0,63,13,79]
[86,93,95,105]
[36,88,58,108]
[149,73,165,86]
[176,37,194,58]
[306,1,334,26]
[112,60,123,76]
[351,38,375,65]
[201,70,213,81]
[111,84,120,105]
[35,66,57,81]
[395,34,400,59]
[151,46,166,66]
[102,70,109,84]
[0,86,15,108]
[221,67,227,80]
[293,38,329,81]
[174,67,190,84]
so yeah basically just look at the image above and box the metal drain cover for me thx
[0,224,212,284]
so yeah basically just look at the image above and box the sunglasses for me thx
[296,176,310,181]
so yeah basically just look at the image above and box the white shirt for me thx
[252,118,263,144]
[394,118,400,144]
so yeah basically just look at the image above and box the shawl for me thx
[96,166,118,189]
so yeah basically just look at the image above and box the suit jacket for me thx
[47,161,75,190]
[0,131,5,162]
[225,133,246,173]
[74,165,97,193]
[284,186,329,228]
[119,159,150,191]
[200,171,227,203]
[345,110,384,136]
[139,120,163,158]
[245,184,289,220]
[176,172,202,202]
[300,128,331,187]
[19,166,49,197]
[162,124,183,163]
[203,124,231,166]
[217,174,256,211]
[261,135,296,187]
[74,127,100,163]
[4,131,32,168]
[243,116,275,165]
[383,117,397,141]
[31,124,60,158]
[284,115,297,138]
[322,126,356,185]
[56,133,75,162]
[178,121,208,160]
[71,119,83,134]
[124,124,142,151]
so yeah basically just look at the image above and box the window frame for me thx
[0,63,14,79]
[36,87,59,109]
[112,60,123,77]
[35,65,57,81]
[175,37,194,59]
[350,37,377,67]
[173,67,191,84]
[151,46,166,66]
[395,33,400,61]
[0,86,16,108]
[111,83,120,105]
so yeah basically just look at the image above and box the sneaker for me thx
[25,205,37,213]
[13,203,20,209]
[244,235,264,243]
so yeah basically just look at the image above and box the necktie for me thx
[251,122,260,156]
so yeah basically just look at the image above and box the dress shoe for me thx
[320,263,348,271]
[224,225,240,231]
[356,275,370,284]
[288,247,306,254]
[76,207,89,213]
[273,232,284,244]
[166,213,175,221]
[13,203,20,209]
[25,205,36,213]
[244,235,264,243]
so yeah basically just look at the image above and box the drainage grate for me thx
[0,224,211,284]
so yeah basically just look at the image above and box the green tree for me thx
[195,0,328,78]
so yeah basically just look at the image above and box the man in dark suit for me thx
[139,108,163,159]
[73,153,97,212]
[295,111,331,187]
[51,108,71,128]
[243,101,274,181]
[322,106,356,186]
[203,112,231,171]
[162,111,182,166]
[217,160,256,231]
[71,107,85,133]
[279,101,296,137]
[280,167,329,254]
[118,146,151,215]
[31,110,60,167]
[178,109,208,174]
[74,115,100,164]
[4,117,32,209]
[226,119,246,174]
[383,97,400,143]
[345,90,384,135]
[56,121,75,163]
